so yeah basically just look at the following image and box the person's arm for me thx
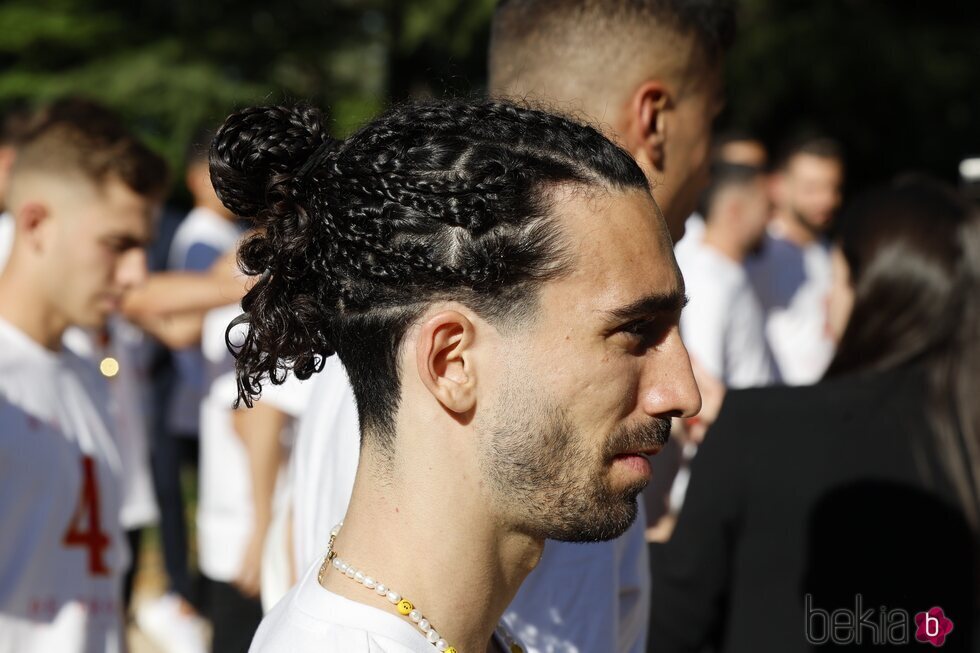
[122,248,253,321]
[130,311,205,350]
[647,392,751,652]
[231,402,288,598]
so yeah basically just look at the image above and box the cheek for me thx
[556,350,640,435]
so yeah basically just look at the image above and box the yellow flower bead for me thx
[445,648,457,653]
[396,599,413,615]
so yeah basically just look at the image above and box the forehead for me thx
[73,175,154,238]
[788,154,843,178]
[541,186,681,319]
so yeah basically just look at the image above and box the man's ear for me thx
[16,200,51,253]
[626,81,670,173]
[415,310,477,416]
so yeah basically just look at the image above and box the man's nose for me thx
[116,248,148,291]
[638,328,702,420]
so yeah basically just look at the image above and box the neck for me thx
[773,209,817,247]
[322,442,543,652]
[0,268,66,350]
[702,224,745,263]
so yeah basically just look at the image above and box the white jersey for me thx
[746,227,834,385]
[197,305,311,582]
[63,320,159,530]
[0,211,13,273]
[674,232,778,389]
[251,556,523,653]
[0,317,126,653]
[290,357,651,653]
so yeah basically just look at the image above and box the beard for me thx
[482,388,671,543]
[790,203,833,236]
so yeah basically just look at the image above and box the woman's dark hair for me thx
[209,100,648,449]
[826,176,980,523]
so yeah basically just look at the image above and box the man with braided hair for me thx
[209,99,699,653]
[488,2,734,652]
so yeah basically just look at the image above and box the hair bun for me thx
[209,104,334,221]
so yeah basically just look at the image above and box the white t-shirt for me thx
[0,317,126,653]
[167,207,242,435]
[251,556,522,653]
[290,357,651,653]
[746,227,835,385]
[63,320,159,530]
[0,211,13,272]
[291,356,361,576]
[197,305,311,582]
[674,232,778,389]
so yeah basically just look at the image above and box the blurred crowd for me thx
[1,1,979,653]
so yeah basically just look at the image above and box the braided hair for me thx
[209,99,648,448]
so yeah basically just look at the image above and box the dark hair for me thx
[210,99,648,449]
[700,162,764,219]
[775,133,844,171]
[492,0,736,63]
[12,97,169,200]
[826,177,980,524]
[0,103,35,147]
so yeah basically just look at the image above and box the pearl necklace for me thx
[319,523,524,653]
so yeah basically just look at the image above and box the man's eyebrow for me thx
[603,289,689,323]
[102,233,150,248]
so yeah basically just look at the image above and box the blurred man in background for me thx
[659,163,779,538]
[487,1,733,651]
[0,105,167,653]
[136,131,238,653]
[747,136,844,385]
[675,163,777,391]
[680,130,770,268]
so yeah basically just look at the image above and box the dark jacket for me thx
[648,366,978,652]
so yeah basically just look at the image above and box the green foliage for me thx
[0,0,494,199]
[724,0,980,188]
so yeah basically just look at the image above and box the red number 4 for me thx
[63,456,111,576]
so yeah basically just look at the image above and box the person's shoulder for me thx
[251,563,431,653]
[677,240,743,295]
[717,369,917,438]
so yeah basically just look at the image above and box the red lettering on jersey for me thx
[63,456,110,575]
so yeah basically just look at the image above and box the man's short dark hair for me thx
[12,98,170,201]
[490,0,736,95]
[700,162,763,218]
[776,134,844,171]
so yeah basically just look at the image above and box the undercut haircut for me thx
[209,100,649,450]
[489,0,736,100]
[11,98,169,201]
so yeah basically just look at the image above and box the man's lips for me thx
[614,445,664,459]
[611,450,656,479]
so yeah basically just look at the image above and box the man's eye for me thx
[620,319,668,350]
